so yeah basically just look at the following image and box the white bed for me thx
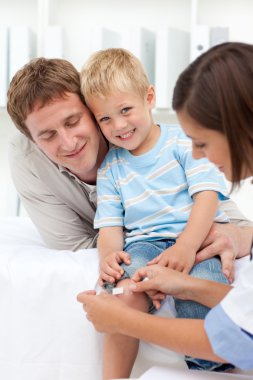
[0,217,250,380]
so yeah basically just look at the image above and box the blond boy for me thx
[80,48,233,378]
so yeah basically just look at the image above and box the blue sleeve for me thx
[205,304,253,370]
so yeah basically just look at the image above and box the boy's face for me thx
[25,92,108,183]
[87,86,158,156]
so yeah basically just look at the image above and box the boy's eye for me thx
[121,107,131,114]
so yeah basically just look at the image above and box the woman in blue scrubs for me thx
[77,42,253,371]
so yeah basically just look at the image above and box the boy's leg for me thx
[174,257,234,371]
[102,241,165,379]
[104,240,165,293]
[103,278,148,379]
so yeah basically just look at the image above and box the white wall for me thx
[0,111,18,216]
[0,0,252,220]
[228,178,253,222]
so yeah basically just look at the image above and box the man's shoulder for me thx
[9,133,56,177]
[9,132,40,159]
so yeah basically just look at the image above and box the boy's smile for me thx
[87,87,160,156]
[116,128,136,141]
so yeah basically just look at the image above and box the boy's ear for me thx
[146,85,156,109]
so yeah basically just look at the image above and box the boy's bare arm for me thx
[98,226,125,260]
[176,190,219,252]
[149,191,219,272]
[97,226,130,285]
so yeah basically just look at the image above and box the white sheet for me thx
[139,366,252,380]
[0,217,250,380]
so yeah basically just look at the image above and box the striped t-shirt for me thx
[94,124,229,246]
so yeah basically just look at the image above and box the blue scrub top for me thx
[205,303,253,370]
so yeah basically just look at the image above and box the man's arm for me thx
[9,135,97,251]
[20,189,98,251]
[218,199,253,259]
[219,198,253,227]
[196,222,253,282]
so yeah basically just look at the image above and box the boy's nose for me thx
[113,117,128,131]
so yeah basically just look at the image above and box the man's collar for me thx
[59,165,96,188]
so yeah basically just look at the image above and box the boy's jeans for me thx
[110,239,234,372]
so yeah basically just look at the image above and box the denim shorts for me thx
[103,239,175,292]
[103,239,234,372]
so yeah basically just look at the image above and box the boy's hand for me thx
[147,245,195,274]
[99,251,131,285]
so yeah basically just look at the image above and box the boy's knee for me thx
[116,279,149,311]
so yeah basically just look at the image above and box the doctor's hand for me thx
[131,265,193,302]
[77,291,131,334]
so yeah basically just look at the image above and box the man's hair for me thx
[80,48,150,103]
[172,42,253,186]
[7,57,83,139]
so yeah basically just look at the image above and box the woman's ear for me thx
[146,85,156,109]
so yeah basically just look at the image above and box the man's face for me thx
[25,92,107,183]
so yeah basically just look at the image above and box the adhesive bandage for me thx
[112,287,124,295]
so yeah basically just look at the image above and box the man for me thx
[7,58,108,250]
[7,58,252,281]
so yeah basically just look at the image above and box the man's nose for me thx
[59,130,77,151]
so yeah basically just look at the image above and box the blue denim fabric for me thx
[174,257,234,372]
[175,257,229,320]
[103,239,233,371]
[123,240,176,278]
[104,240,175,292]
[103,240,175,316]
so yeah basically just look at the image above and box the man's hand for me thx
[99,251,131,285]
[196,223,241,283]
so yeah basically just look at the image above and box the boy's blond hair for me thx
[80,48,150,103]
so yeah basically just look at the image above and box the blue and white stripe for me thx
[95,124,229,245]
